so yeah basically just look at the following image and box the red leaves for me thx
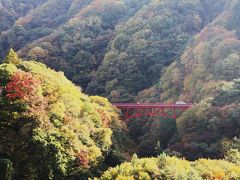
[76,150,89,167]
[5,71,40,101]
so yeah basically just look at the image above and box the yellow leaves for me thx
[194,159,240,180]
[195,159,225,179]
[90,96,109,107]
[3,49,22,65]
[138,172,151,180]
[160,156,195,179]
[88,146,102,166]
[0,59,125,176]
[101,155,240,179]
[90,95,121,127]
[49,102,66,119]
[92,128,113,151]
[116,175,134,180]
[0,63,18,79]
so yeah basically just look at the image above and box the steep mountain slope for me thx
[131,0,240,158]
[0,0,240,178]
[86,0,231,102]
[160,3,240,103]
[0,0,47,32]
[13,0,151,89]
[1,0,232,98]
[0,0,239,162]
[0,0,94,59]
[161,0,240,159]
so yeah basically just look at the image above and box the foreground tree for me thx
[100,154,240,179]
[0,53,133,179]
[3,49,21,65]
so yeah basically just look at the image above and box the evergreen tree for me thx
[3,49,21,65]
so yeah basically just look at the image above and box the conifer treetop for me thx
[3,49,21,65]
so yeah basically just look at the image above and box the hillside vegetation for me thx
[87,0,230,102]
[0,0,150,90]
[0,0,47,32]
[100,154,240,180]
[140,0,240,158]
[0,49,239,180]
[123,0,240,158]
[0,0,239,179]
[0,50,136,179]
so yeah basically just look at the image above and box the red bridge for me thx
[113,103,193,119]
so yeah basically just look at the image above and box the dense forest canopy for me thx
[127,0,240,158]
[0,0,48,32]
[86,0,231,101]
[0,50,137,179]
[0,0,240,179]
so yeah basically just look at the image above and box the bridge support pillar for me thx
[172,108,176,119]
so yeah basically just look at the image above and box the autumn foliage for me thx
[5,71,40,101]
[76,151,89,168]
[0,0,239,179]
[100,154,240,179]
[0,55,132,179]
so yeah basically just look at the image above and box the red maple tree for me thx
[5,71,40,101]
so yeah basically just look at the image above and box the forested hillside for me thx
[128,0,240,158]
[0,0,150,89]
[0,0,47,32]
[0,50,137,179]
[0,0,93,59]
[0,0,240,179]
[87,0,230,101]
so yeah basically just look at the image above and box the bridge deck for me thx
[113,103,193,109]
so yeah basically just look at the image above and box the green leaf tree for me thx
[3,49,21,65]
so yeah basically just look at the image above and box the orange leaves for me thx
[5,71,40,101]
[76,150,89,168]
[97,108,111,127]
